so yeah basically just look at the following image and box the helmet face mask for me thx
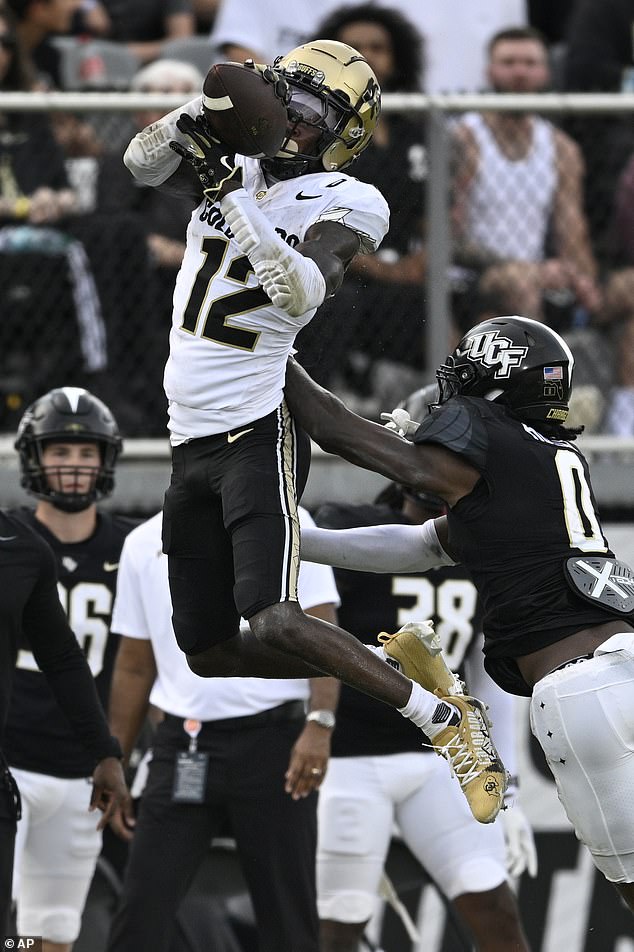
[15,387,122,512]
[262,40,380,178]
[436,316,574,425]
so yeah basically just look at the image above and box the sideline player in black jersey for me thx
[286,314,634,913]
[313,484,533,952]
[0,507,126,936]
[4,387,136,952]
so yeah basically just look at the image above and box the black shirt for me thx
[0,509,121,766]
[414,397,629,694]
[314,502,482,757]
[0,113,68,216]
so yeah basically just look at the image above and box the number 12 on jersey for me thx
[179,235,269,350]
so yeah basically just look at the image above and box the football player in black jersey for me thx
[5,387,136,952]
[313,484,533,952]
[287,314,634,913]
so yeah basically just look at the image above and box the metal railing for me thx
[0,91,633,507]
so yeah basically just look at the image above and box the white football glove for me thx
[500,800,538,878]
[380,408,420,438]
[220,189,326,317]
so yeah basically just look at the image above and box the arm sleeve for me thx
[300,518,455,574]
[23,542,121,763]
[297,508,340,611]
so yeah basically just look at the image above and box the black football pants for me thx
[106,705,319,952]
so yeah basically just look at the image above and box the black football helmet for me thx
[261,40,381,180]
[436,316,575,424]
[15,387,122,512]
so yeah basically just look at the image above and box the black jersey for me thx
[3,509,137,778]
[314,502,483,758]
[414,396,628,695]
[0,509,120,764]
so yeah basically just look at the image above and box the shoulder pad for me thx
[413,397,488,471]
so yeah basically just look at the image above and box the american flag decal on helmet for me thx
[543,366,563,380]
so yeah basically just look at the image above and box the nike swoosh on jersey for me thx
[0,535,17,541]
[296,192,322,201]
[227,428,254,444]
[103,561,119,572]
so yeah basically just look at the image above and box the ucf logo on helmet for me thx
[460,331,528,379]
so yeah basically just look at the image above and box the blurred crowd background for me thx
[0,0,632,441]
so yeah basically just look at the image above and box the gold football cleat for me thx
[431,694,508,823]
[378,621,465,697]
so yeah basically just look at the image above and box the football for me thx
[202,62,289,158]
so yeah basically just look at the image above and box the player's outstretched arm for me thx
[285,357,478,505]
[301,518,455,574]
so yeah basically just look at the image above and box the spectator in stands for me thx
[297,4,426,416]
[563,0,634,92]
[451,26,601,331]
[105,507,340,952]
[123,58,204,270]
[210,0,527,93]
[599,266,634,436]
[0,7,107,429]
[7,0,81,89]
[93,0,196,65]
[86,57,204,434]
[527,0,577,48]
[561,0,634,260]
[192,0,218,35]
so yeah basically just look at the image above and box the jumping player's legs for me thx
[163,404,507,823]
[162,404,417,698]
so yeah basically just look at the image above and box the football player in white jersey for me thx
[122,40,509,826]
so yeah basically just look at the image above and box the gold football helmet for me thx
[266,39,381,176]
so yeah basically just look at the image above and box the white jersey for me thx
[460,112,557,262]
[110,508,340,720]
[164,159,389,441]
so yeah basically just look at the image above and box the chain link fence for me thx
[0,91,632,437]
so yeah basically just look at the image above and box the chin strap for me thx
[220,189,327,318]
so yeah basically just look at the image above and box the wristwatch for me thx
[306,709,336,729]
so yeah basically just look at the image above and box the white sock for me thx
[398,682,459,737]
[366,645,460,737]
[366,644,389,662]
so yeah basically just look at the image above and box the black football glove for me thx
[169,113,242,202]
